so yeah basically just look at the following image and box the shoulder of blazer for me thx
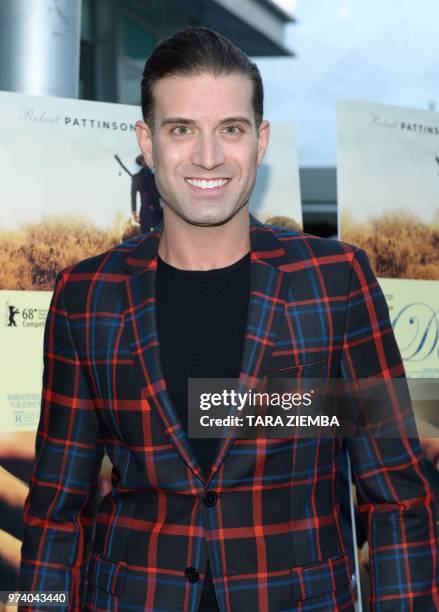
[58,232,151,282]
[52,231,156,315]
[261,222,361,270]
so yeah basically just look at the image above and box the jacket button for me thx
[185,566,199,583]
[203,490,217,507]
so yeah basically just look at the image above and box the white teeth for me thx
[186,178,228,189]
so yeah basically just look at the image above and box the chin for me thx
[177,203,233,226]
[185,210,237,227]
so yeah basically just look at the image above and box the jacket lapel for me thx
[118,229,205,484]
[118,217,291,486]
[206,219,291,483]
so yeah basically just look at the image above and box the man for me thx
[114,153,162,234]
[131,155,163,233]
[19,28,437,611]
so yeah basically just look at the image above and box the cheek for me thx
[154,143,187,175]
[229,144,258,178]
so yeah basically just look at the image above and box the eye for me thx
[172,125,190,136]
[223,125,242,136]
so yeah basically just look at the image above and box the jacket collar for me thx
[121,214,289,275]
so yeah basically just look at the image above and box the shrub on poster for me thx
[341,210,439,280]
[0,213,138,291]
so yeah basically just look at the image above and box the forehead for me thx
[152,72,254,123]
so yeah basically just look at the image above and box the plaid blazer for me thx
[19,216,438,611]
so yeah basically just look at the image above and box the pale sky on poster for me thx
[337,100,439,223]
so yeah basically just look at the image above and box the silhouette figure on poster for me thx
[114,154,163,233]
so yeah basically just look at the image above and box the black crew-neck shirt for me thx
[155,251,250,611]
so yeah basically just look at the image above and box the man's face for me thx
[135,72,270,227]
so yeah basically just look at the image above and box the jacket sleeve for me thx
[341,248,438,611]
[18,271,105,611]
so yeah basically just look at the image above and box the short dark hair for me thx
[141,27,264,129]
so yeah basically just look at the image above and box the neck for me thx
[158,207,251,270]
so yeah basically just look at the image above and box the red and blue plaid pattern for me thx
[19,216,438,611]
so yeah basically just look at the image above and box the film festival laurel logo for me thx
[6,303,20,327]
[3,301,48,329]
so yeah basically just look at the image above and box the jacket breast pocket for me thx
[86,552,127,597]
[265,357,328,379]
[291,552,352,601]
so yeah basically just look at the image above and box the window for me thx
[120,17,155,105]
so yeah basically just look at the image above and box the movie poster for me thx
[337,99,439,379]
[0,90,301,592]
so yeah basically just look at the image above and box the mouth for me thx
[185,178,230,191]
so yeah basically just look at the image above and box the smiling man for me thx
[137,53,269,269]
[19,28,437,612]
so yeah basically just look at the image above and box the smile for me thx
[185,178,229,190]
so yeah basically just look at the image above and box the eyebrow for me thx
[160,116,253,128]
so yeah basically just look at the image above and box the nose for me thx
[191,132,225,170]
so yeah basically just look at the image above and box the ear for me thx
[256,120,270,165]
[135,120,154,169]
